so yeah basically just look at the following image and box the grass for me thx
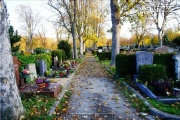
[21,92,56,119]
[54,90,72,116]
[148,99,180,115]
[21,90,72,119]
[99,60,116,75]
[116,79,149,113]
[100,60,149,113]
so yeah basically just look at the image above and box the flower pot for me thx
[65,66,69,69]
[60,73,63,77]
[36,83,46,89]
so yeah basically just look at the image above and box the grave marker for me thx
[26,63,37,81]
[13,56,20,86]
[136,51,153,73]
[39,60,47,77]
[155,46,174,53]
[54,56,58,69]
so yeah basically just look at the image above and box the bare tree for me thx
[38,25,47,49]
[130,9,151,49]
[16,4,41,52]
[48,0,78,59]
[146,0,180,47]
[0,1,25,119]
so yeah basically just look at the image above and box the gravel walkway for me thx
[63,51,146,120]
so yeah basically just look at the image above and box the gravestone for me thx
[39,60,47,77]
[155,46,173,53]
[26,63,37,81]
[13,56,20,86]
[136,51,154,74]
[54,56,58,69]
[172,53,180,80]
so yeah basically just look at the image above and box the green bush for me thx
[17,53,52,71]
[98,52,111,61]
[154,53,175,79]
[92,50,98,55]
[138,64,167,85]
[58,40,72,59]
[51,49,63,62]
[34,47,46,54]
[61,50,66,61]
[115,54,136,78]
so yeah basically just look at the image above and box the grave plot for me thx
[19,82,62,98]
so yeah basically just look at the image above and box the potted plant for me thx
[19,69,30,87]
[59,71,64,77]
[35,78,46,89]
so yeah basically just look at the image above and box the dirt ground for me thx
[62,51,147,120]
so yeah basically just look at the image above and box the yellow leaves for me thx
[62,108,67,113]
[77,91,81,96]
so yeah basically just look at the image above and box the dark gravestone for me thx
[39,60,47,77]
[13,56,20,86]
[54,56,58,69]
[136,51,153,74]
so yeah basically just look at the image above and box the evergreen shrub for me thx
[138,64,167,85]
[98,52,111,60]
[154,53,175,79]
[115,54,136,78]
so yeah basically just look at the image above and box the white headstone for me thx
[26,63,37,81]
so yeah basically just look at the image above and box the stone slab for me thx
[19,82,61,98]
[25,63,37,81]
[136,51,153,73]
[136,83,157,99]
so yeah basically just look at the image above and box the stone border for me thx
[123,82,180,120]
[48,63,81,116]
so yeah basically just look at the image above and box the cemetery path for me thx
[63,51,144,119]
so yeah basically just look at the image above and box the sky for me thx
[5,0,57,39]
[4,0,133,40]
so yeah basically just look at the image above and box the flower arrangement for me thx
[35,77,50,88]
[20,69,30,79]
[35,78,45,84]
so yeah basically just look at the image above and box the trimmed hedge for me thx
[154,53,175,79]
[98,52,111,61]
[115,54,136,78]
[138,64,167,85]
[115,53,175,79]
[92,50,98,55]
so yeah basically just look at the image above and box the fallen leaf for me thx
[125,110,130,114]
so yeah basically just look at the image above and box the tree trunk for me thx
[110,0,120,66]
[79,36,83,55]
[158,30,163,47]
[72,0,78,59]
[83,41,86,52]
[0,1,25,119]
